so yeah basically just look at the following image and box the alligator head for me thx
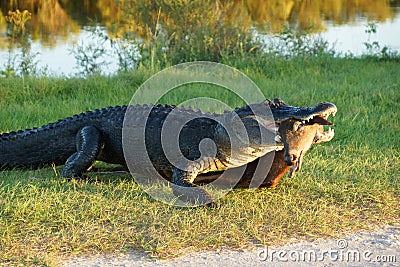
[233,98,337,178]
[273,99,337,178]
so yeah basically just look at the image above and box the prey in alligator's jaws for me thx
[277,103,337,178]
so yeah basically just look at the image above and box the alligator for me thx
[0,98,337,205]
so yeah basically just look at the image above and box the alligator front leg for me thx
[171,167,214,206]
[62,126,102,178]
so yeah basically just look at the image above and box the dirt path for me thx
[61,225,399,267]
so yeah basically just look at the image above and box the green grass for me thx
[0,56,399,266]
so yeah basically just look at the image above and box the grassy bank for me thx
[0,56,399,265]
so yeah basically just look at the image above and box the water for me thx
[1,1,399,76]
[320,15,400,55]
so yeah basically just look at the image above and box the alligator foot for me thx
[62,126,102,178]
[171,184,214,207]
[171,167,214,207]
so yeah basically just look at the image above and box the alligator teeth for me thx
[326,127,334,135]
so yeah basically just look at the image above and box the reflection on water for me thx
[0,0,400,74]
[1,0,399,46]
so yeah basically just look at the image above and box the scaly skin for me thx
[0,98,337,205]
[0,106,126,171]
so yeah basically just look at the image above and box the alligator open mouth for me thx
[286,103,337,178]
[232,98,337,179]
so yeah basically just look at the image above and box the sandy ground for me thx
[60,225,399,267]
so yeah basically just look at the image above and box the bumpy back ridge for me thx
[0,106,128,142]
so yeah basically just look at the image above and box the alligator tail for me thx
[0,124,76,170]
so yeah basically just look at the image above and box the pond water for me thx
[1,0,400,76]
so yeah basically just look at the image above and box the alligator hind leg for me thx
[62,126,102,178]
